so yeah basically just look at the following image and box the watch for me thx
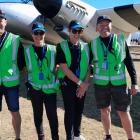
[77,80,82,86]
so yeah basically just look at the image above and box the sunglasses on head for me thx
[71,29,83,34]
[33,31,45,36]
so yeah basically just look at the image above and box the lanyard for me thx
[100,34,112,60]
[34,46,47,71]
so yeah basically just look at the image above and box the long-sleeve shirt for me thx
[89,34,137,85]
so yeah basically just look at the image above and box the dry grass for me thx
[0,62,140,140]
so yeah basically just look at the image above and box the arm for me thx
[59,63,80,84]
[124,44,138,95]
[57,43,81,84]
[17,41,26,71]
[76,67,90,98]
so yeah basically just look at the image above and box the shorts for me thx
[0,86,20,112]
[94,84,132,112]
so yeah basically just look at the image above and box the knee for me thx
[101,107,111,115]
[117,111,130,118]
[11,111,21,120]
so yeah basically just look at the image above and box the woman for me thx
[20,22,59,140]
[56,20,90,140]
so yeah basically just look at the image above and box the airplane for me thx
[0,0,140,45]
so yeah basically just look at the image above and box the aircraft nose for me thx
[33,0,62,18]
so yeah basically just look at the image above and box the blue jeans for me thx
[0,86,20,112]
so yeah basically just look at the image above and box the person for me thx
[56,20,90,140]
[0,9,21,140]
[89,15,138,140]
[19,22,59,140]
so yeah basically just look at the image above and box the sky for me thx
[82,0,140,9]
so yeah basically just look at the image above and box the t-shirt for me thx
[56,41,81,78]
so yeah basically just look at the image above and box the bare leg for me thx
[11,111,21,139]
[100,106,111,135]
[117,111,134,139]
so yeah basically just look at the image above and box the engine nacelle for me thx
[33,0,62,18]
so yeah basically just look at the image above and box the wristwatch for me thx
[77,80,82,86]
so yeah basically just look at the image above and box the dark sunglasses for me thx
[33,31,45,36]
[71,29,83,34]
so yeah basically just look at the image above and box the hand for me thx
[130,85,139,96]
[76,82,89,98]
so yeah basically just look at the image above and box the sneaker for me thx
[104,136,112,140]
[74,135,85,140]
[105,138,112,140]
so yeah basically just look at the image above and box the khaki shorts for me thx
[94,84,132,112]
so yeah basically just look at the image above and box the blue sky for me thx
[82,0,140,9]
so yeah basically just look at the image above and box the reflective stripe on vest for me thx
[30,76,59,89]
[12,34,19,80]
[2,34,19,83]
[57,40,89,80]
[25,47,32,72]
[24,44,58,92]
[110,74,125,80]
[91,34,126,85]
[91,39,99,74]
[117,33,126,61]
[50,45,55,72]
[94,74,109,80]
[61,41,89,67]
[2,75,19,81]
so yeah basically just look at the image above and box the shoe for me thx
[104,136,112,140]
[74,135,85,140]
[105,138,112,140]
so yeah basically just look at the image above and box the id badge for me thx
[76,69,80,77]
[102,61,108,70]
[39,72,44,80]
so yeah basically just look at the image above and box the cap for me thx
[96,15,112,25]
[69,20,85,29]
[0,9,6,19]
[32,22,46,32]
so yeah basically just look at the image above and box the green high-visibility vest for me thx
[0,33,20,87]
[24,44,59,94]
[57,40,89,80]
[90,33,126,86]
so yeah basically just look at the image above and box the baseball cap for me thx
[0,9,6,19]
[69,20,85,29]
[32,22,46,32]
[97,15,112,25]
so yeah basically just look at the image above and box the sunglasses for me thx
[33,31,45,36]
[71,29,83,34]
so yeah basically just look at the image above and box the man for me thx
[89,15,138,140]
[20,22,59,140]
[57,20,90,140]
[0,9,21,140]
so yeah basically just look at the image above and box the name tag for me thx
[102,61,108,70]
[39,72,44,80]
